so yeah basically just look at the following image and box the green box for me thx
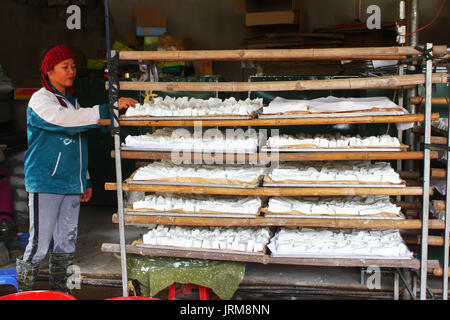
[143,36,159,50]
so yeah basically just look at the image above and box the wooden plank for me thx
[106,73,447,92]
[101,243,420,269]
[113,150,437,161]
[433,267,450,278]
[117,46,448,61]
[419,135,447,145]
[112,214,444,229]
[101,243,421,269]
[410,97,450,105]
[405,236,445,246]
[105,183,424,196]
[98,113,440,127]
[399,168,446,179]
[397,200,445,210]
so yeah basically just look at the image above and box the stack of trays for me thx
[259,96,407,119]
[129,193,262,218]
[123,96,263,120]
[126,161,268,188]
[262,133,408,152]
[139,225,272,255]
[262,196,403,220]
[123,127,261,154]
[268,227,413,259]
[264,161,405,188]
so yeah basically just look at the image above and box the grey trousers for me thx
[23,193,81,263]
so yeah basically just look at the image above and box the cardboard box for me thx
[245,10,298,26]
[236,0,304,13]
[133,7,167,27]
[136,26,167,37]
[193,61,213,76]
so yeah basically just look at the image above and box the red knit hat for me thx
[40,45,75,106]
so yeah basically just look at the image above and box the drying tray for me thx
[125,176,264,189]
[262,213,405,220]
[134,244,266,256]
[260,146,409,153]
[120,109,262,121]
[263,182,406,188]
[269,252,414,260]
[124,207,261,219]
[258,110,407,119]
[121,146,258,154]
[125,169,266,189]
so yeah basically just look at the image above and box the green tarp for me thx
[124,254,246,300]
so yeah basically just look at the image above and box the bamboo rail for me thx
[419,136,447,145]
[117,46,448,61]
[433,267,450,278]
[405,236,445,246]
[112,214,445,230]
[101,243,421,269]
[113,150,438,161]
[106,73,447,92]
[410,97,450,105]
[105,183,425,196]
[98,113,440,127]
[399,168,446,179]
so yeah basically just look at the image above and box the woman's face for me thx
[47,58,77,91]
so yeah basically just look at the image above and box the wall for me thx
[0,0,448,85]
[0,0,107,86]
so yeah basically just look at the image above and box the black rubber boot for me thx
[49,252,74,294]
[16,256,40,292]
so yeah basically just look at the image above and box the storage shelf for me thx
[104,44,448,299]
[99,112,440,127]
[105,183,425,196]
[114,150,438,161]
[112,214,446,230]
[101,243,421,269]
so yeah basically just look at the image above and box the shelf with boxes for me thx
[100,44,448,299]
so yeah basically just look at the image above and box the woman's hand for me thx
[81,187,93,202]
[118,97,139,110]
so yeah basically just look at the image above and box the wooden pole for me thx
[106,73,447,92]
[117,46,448,61]
[112,214,445,230]
[101,243,422,268]
[410,97,450,105]
[99,113,440,127]
[113,150,439,161]
[104,183,425,196]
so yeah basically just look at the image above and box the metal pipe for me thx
[396,268,417,300]
[420,42,433,300]
[410,0,419,47]
[444,97,450,299]
[407,0,419,172]
[397,65,404,203]
[105,1,127,297]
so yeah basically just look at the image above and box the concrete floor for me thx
[1,204,448,300]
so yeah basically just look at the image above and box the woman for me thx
[16,44,138,293]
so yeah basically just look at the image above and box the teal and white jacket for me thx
[24,87,110,194]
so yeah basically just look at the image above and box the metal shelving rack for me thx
[100,45,448,300]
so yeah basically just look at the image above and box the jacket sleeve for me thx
[86,170,92,189]
[28,93,110,136]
